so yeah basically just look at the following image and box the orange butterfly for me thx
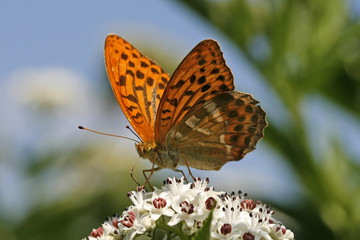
[104,34,267,185]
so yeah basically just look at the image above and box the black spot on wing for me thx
[173,80,185,89]
[185,90,194,96]
[190,75,196,84]
[133,112,142,119]
[201,83,211,92]
[161,77,168,84]
[151,68,159,74]
[147,77,154,87]
[211,68,220,74]
[122,94,137,103]
[198,58,206,66]
[162,109,171,114]
[135,86,144,91]
[128,106,137,111]
[197,76,206,84]
[140,61,149,68]
[169,98,178,107]
[121,53,128,60]
[136,70,144,79]
[126,69,134,78]
[219,84,230,92]
[251,115,258,122]
[216,75,225,81]
[158,83,165,89]
[245,105,253,113]
[227,111,238,118]
[235,99,244,106]
[234,124,243,131]
[119,75,126,86]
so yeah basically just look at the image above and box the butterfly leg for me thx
[179,153,197,181]
[140,164,161,191]
[130,156,142,187]
[173,168,189,183]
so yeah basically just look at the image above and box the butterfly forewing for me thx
[155,40,235,145]
[165,91,267,170]
[105,34,170,142]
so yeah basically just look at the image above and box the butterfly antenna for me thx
[78,125,140,143]
[126,125,143,142]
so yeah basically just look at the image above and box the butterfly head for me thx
[136,142,157,161]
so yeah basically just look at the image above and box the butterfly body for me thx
[105,34,267,172]
[135,142,178,169]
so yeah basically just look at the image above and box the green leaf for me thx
[191,210,213,240]
[134,235,152,240]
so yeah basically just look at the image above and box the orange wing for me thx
[104,34,170,143]
[155,40,235,145]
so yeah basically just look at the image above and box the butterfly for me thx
[104,34,267,183]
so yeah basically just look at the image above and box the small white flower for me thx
[85,215,122,240]
[211,193,278,240]
[118,208,148,240]
[215,222,234,239]
[168,198,197,227]
[162,177,191,197]
[84,177,294,240]
[127,190,149,212]
[87,226,117,240]
[167,177,222,228]
[143,191,175,220]
[87,227,104,240]
[270,225,295,240]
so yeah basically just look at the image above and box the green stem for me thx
[177,222,188,240]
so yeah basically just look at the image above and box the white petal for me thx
[168,214,182,226]
[151,212,161,220]
[184,218,194,228]
[162,208,175,217]
[125,229,137,240]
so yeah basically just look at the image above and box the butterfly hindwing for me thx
[165,91,267,170]
[105,34,170,142]
[155,40,235,146]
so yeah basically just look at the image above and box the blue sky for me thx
[0,1,214,79]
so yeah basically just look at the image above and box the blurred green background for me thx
[0,0,359,239]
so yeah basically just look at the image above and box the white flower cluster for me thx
[85,177,294,240]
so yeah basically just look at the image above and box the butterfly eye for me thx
[146,145,152,151]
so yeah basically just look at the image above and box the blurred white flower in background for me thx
[6,67,90,115]
[1,67,100,146]
[0,67,101,220]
